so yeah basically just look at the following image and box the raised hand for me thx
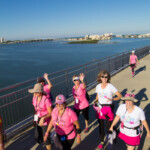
[43,73,49,80]
[79,73,85,82]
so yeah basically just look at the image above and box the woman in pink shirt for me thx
[37,73,53,101]
[72,73,89,133]
[129,50,139,77]
[44,95,81,150]
[28,83,53,150]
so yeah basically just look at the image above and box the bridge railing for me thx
[0,46,150,130]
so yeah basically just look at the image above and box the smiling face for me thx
[97,70,110,83]
[34,92,42,97]
[72,75,80,86]
[56,103,65,110]
[125,100,134,109]
[100,73,109,83]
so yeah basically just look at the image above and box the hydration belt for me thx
[123,124,141,135]
[57,127,75,141]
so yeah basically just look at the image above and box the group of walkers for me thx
[27,50,150,150]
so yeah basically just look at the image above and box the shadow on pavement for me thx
[135,88,148,107]
[135,65,146,76]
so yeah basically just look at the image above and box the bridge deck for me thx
[5,54,150,150]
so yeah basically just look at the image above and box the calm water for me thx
[0,38,150,89]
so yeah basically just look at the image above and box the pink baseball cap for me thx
[55,94,66,104]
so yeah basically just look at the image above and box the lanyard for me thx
[56,109,66,126]
[35,96,43,112]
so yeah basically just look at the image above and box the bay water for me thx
[0,37,150,89]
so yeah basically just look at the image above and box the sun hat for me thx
[28,83,44,93]
[132,50,135,53]
[37,77,45,83]
[55,94,66,104]
[121,93,138,103]
[73,77,79,81]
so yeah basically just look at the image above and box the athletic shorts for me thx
[74,106,89,121]
[35,124,51,145]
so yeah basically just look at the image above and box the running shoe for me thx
[98,142,104,149]
[84,127,89,133]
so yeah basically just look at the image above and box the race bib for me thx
[75,98,79,103]
[34,114,39,121]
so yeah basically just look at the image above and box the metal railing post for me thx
[108,56,110,72]
[65,71,69,98]
[84,65,88,84]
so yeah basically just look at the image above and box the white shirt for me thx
[116,104,145,137]
[95,83,118,104]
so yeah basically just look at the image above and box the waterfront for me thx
[0,37,150,89]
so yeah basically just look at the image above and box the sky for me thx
[0,0,150,40]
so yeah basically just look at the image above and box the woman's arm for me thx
[136,57,139,64]
[39,106,52,126]
[109,115,120,131]
[113,91,122,101]
[95,93,98,103]
[43,119,54,142]
[79,73,86,89]
[43,73,53,89]
[142,120,150,138]
[73,120,81,144]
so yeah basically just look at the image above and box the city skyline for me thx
[1,0,150,40]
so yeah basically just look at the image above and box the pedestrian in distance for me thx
[109,93,150,150]
[129,50,139,77]
[44,95,81,150]
[94,70,122,149]
[28,83,53,150]
[0,115,4,150]
[72,73,89,133]
[37,73,53,101]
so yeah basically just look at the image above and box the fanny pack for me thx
[57,127,75,142]
[123,124,141,135]
[94,102,114,120]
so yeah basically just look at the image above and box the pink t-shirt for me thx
[52,107,78,139]
[32,95,52,125]
[130,55,137,64]
[43,84,51,100]
[72,83,89,110]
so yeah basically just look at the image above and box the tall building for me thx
[0,38,5,43]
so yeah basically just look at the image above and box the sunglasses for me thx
[101,76,108,78]
[73,79,79,82]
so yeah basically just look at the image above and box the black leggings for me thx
[35,124,51,145]
[98,119,112,142]
[130,64,136,72]
[74,106,89,121]
[60,138,75,150]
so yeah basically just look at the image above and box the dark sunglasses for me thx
[101,76,108,78]
[73,79,79,82]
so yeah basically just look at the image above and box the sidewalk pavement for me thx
[5,54,150,150]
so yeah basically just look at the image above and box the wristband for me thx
[45,132,49,137]
[77,134,81,138]
[76,128,81,134]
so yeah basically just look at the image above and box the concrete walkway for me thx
[5,54,150,150]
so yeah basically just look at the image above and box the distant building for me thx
[0,38,5,43]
